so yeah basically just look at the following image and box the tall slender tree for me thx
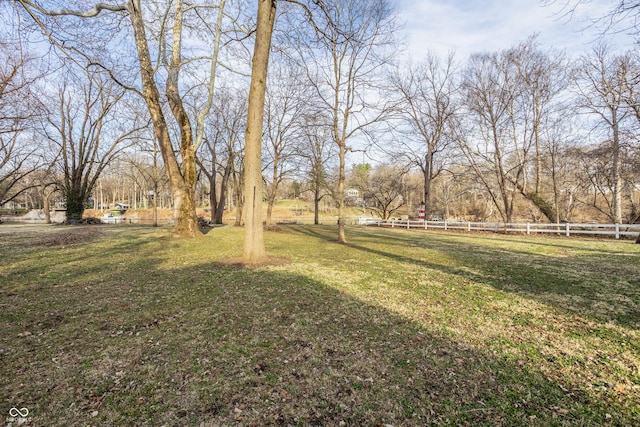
[242,0,277,263]
[263,60,306,226]
[286,0,398,243]
[573,45,637,224]
[389,52,459,219]
[298,111,335,224]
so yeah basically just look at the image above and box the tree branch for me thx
[17,1,127,18]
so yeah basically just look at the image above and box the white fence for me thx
[365,219,640,240]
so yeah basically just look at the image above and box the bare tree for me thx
[43,70,144,221]
[198,89,246,224]
[363,163,406,220]
[0,132,41,207]
[0,37,44,206]
[624,147,640,224]
[263,60,306,226]
[431,169,471,221]
[509,36,569,199]
[542,0,640,39]
[286,0,398,243]
[231,149,245,227]
[124,138,168,226]
[458,38,569,225]
[540,115,579,222]
[574,145,621,220]
[388,52,459,219]
[573,45,637,223]
[459,50,526,225]
[298,111,335,224]
[242,0,277,263]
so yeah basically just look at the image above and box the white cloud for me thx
[395,0,635,61]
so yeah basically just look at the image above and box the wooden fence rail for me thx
[365,219,640,240]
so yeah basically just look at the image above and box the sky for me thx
[396,0,637,61]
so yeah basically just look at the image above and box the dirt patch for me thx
[36,226,105,247]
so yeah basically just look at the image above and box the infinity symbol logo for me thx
[9,407,29,417]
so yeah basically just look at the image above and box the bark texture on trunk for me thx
[128,0,201,237]
[242,0,276,263]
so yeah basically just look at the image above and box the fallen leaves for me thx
[2,225,640,426]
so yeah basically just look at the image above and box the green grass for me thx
[1,223,639,426]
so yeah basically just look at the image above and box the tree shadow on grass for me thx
[1,235,633,426]
[286,225,640,330]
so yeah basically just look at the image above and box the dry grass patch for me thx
[0,224,105,247]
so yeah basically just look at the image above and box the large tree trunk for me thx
[65,181,85,221]
[128,0,201,237]
[173,185,200,236]
[234,202,243,227]
[242,0,276,263]
[266,177,278,226]
[232,167,243,227]
[215,193,226,224]
[205,152,231,225]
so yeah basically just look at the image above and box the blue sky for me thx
[396,0,636,60]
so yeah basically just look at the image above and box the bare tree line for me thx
[1,0,640,258]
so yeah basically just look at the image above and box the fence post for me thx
[444,220,448,231]
[424,220,428,230]
[565,222,570,237]
[407,220,410,230]
[391,219,395,228]
[526,223,530,235]
[615,223,620,239]
[467,221,471,231]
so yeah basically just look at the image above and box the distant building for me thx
[345,188,359,198]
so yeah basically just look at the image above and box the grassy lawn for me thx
[1,223,639,426]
